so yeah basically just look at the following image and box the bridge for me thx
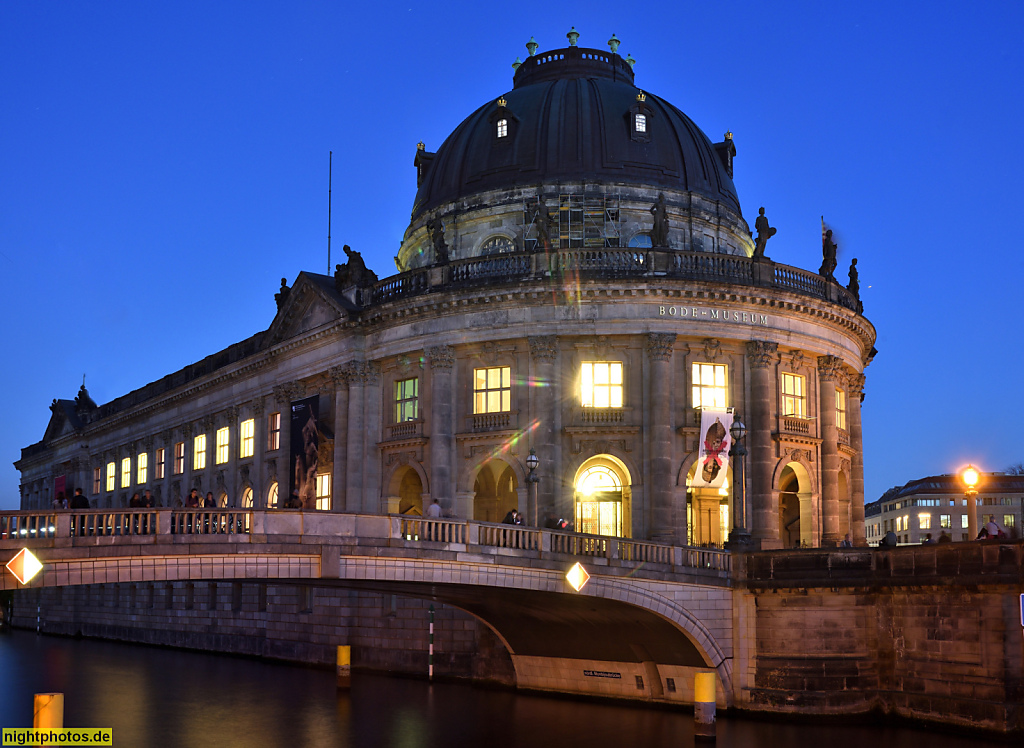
[0,508,734,706]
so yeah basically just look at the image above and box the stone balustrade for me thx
[361,248,861,313]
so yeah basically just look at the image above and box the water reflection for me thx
[0,632,1004,748]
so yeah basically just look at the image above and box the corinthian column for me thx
[273,382,303,500]
[746,340,778,547]
[847,372,867,545]
[343,363,365,512]
[818,355,843,546]
[427,346,456,514]
[646,332,676,541]
[528,336,558,522]
[329,366,349,512]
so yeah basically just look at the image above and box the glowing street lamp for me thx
[565,562,590,592]
[6,548,43,585]
[961,465,980,542]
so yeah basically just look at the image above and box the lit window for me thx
[692,363,727,409]
[918,514,931,530]
[497,118,508,138]
[960,514,969,529]
[315,474,331,511]
[940,514,951,528]
[155,448,165,480]
[137,452,148,484]
[394,378,419,422]
[836,389,847,431]
[474,366,511,414]
[268,412,281,451]
[241,487,253,508]
[895,516,902,532]
[93,467,102,495]
[194,434,207,471]
[1005,514,1016,528]
[121,458,131,488]
[216,427,229,465]
[106,462,116,492]
[781,373,806,418]
[635,113,647,132]
[480,235,515,254]
[173,442,185,475]
[267,482,279,508]
[581,362,623,408]
[240,419,255,458]
[903,514,909,532]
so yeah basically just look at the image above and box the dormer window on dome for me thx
[628,92,652,144]
[490,98,517,145]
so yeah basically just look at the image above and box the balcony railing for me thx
[358,249,862,313]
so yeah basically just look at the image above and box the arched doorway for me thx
[398,469,424,516]
[473,460,518,522]
[573,456,631,537]
[838,470,850,538]
[778,462,812,548]
[684,461,732,547]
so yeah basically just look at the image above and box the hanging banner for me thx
[692,410,733,488]
[289,396,320,508]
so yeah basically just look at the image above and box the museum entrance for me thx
[473,459,519,523]
[573,456,631,537]
[779,463,811,548]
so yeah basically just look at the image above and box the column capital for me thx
[645,332,677,362]
[180,422,193,439]
[224,405,239,427]
[745,340,778,368]
[846,372,866,399]
[528,335,558,361]
[250,397,265,416]
[817,355,844,382]
[273,381,304,406]
[426,345,455,370]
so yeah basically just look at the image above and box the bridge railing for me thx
[171,510,252,536]
[0,512,57,540]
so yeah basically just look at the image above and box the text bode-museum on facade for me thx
[16,32,876,550]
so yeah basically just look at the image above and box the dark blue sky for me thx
[2,1,1022,508]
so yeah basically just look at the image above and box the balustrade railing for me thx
[619,539,674,565]
[0,513,56,540]
[171,510,251,535]
[71,510,159,537]
[478,523,540,551]
[354,249,861,313]
[400,518,466,544]
[580,408,624,424]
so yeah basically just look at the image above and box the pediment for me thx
[264,273,353,347]
[42,401,81,443]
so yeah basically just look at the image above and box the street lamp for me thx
[526,448,540,526]
[727,415,750,547]
[961,465,980,542]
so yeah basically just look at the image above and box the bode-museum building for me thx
[16,34,876,550]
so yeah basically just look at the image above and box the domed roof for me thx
[411,44,741,221]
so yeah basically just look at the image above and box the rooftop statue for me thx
[274,278,290,310]
[429,218,449,264]
[532,200,552,250]
[820,229,838,280]
[752,207,776,260]
[650,193,669,247]
[847,258,863,313]
[334,245,378,291]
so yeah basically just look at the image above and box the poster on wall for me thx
[692,409,734,488]
[289,396,319,508]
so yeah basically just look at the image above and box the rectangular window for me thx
[918,513,931,530]
[781,373,806,418]
[940,514,951,528]
[895,516,902,532]
[836,389,847,431]
[155,448,165,480]
[474,366,512,414]
[394,378,419,422]
[121,458,131,488]
[692,363,727,409]
[215,427,229,465]
[240,419,255,458]
[635,113,647,132]
[268,412,281,451]
[93,467,102,495]
[1005,514,1016,528]
[903,515,909,532]
[580,362,623,408]
[137,452,148,484]
[315,474,331,512]
[496,118,507,138]
[194,434,207,471]
[961,514,969,529]
[173,442,185,475]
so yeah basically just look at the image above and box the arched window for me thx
[480,235,515,255]
[241,487,253,508]
[267,482,278,508]
[218,491,229,508]
[627,234,652,248]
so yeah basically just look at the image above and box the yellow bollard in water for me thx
[694,672,716,741]
[336,645,351,689]
[34,693,64,729]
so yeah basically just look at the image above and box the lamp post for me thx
[526,448,540,526]
[961,465,979,542]
[727,415,750,547]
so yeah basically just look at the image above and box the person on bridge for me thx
[70,488,89,509]
[426,499,443,518]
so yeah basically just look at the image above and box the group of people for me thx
[183,489,221,508]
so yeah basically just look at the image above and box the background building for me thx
[15,38,876,549]
[865,472,1024,545]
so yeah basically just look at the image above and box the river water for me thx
[0,631,1006,748]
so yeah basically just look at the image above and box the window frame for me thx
[836,388,847,431]
[781,372,807,418]
[194,434,207,471]
[155,448,165,480]
[580,361,624,409]
[93,466,102,495]
[268,412,281,451]
[121,457,131,489]
[240,419,255,459]
[215,427,229,465]
[137,452,148,485]
[473,366,512,414]
[692,362,728,409]
[394,377,419,423]
[173,442,185,475]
